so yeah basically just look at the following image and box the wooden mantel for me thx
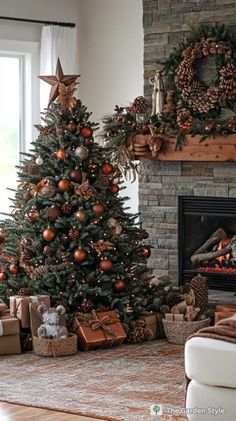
[128,134,236,161]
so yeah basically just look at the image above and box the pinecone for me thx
[190,274,208,311]
[18,286,33,296]
[219,63,236,100]
[61,202,72,214]
[68,228,80,240]
[176,108,192,130]
[31,240,42,252]
[131,96,148,114]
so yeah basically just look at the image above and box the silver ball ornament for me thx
[36,156,43,165]
[75,146,89,160]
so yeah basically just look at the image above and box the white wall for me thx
[0,0,143,213]
[78,0,143,213]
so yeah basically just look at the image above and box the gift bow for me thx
[77,312,117,339]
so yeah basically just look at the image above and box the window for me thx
[0,40,39,218]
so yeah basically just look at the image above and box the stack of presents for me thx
[2,295,233,357]
[0,295,164,357]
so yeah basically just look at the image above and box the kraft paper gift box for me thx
[73,310,127,351]
[10,295,50,328]
[0,302,8,316]
[140,314,157,340]
[0,315,21,354]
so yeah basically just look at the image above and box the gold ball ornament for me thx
[75,146,89,160]
[74,248,87,262]
[75,209,88,222]
[42,228,56,242]
[58,178,71,191]
[99,259,113,271]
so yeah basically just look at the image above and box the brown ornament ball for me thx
[23,190,32,202]
[138,246,151,259]
[0,231,5,244]
[99,259,113,271]
[102,163,114,175]
[139,230,149,240]
[58,178,71,191]
[75,209,88,222]
[56,149,67,160]
[92,203,105,214]
[42,228,56,242]
[9,264,19,274]
[80,126,93,138]
[0,272,8,281]
[48,206,61,220]
[74,248,87,262]
[113,279,126,291]
[70,168,82,183]
[110,184,119,194]
[67,122,77,133]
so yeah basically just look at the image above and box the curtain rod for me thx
[0,15,75,27]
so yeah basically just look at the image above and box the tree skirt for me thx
[0,341,187,421]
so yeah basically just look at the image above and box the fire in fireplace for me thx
[178,196,236,291]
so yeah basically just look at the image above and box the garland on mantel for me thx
[102,24,236,177]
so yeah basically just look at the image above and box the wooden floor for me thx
[0,402,104,421]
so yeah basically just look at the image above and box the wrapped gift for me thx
[73,310,127,351]
[10,295,50,328]
[140,314,157,340]
[0,302,8,316]
[0,315,21,354]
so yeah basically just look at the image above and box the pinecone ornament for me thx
[177,108,192,130]
[18,286,33,296]
[68,228,80,240]
[131,96,148,114]
[190,274,208,311]
[61,202,72,214]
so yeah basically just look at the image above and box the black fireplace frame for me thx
[178,196,236,292]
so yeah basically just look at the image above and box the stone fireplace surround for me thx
[139,160,236,301]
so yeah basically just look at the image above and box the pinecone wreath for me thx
[130,96,148,114]
[190,274,208,311]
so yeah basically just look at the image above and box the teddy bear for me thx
[37,304,68,339]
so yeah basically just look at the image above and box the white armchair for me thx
[185,336,236,421]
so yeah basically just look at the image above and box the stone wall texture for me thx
[141,0,236,284]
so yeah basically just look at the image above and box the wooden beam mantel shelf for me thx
[127,134,236,162]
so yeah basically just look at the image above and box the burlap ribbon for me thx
[76,311,117,340]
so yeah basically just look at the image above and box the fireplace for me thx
[178,196,236,291]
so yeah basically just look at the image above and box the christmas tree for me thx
[0,59,158,321]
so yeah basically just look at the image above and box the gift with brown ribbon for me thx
[73,309,127,351]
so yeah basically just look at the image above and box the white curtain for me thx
[40,25,77,111]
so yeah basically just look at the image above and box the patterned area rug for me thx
[0,341,187,421]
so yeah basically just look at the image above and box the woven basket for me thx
[33,333,77,357]
[162,318,210,345]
